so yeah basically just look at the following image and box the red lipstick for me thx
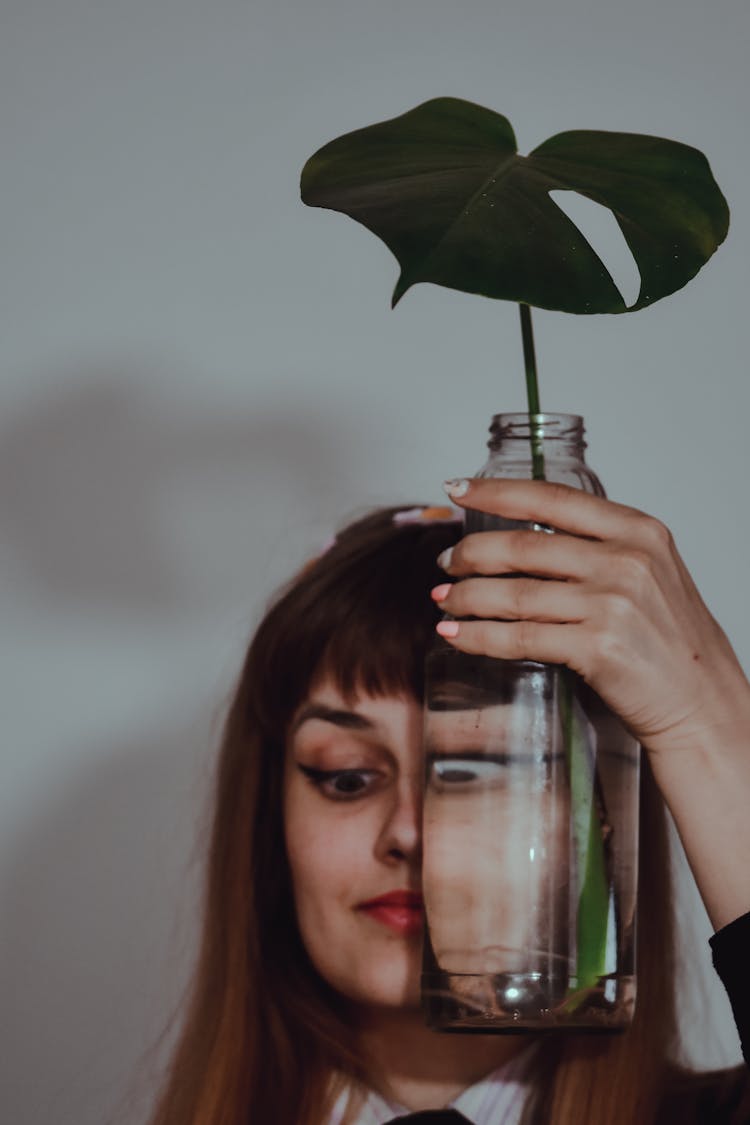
[357,891,424,937]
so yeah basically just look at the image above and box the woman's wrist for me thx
[641,661,750,759]
[644,683,750,931]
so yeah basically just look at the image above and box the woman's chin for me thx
[335,956,423,1013]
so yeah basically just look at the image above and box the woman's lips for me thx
[357,891,424,936]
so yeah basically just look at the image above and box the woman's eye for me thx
[328,771,372,797]
[298,765,381,801]
[428,757,507,792]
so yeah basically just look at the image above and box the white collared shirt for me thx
[327,1042,538,1125]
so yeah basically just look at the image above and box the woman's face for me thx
[284,678,424,1010]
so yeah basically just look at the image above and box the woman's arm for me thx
[434,476,750,932]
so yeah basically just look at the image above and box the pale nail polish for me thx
[436,620,460,638]
[443,478,470,499]
[431,583,451,602]
[437,547,453,570]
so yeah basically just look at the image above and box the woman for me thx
[146,478,750,1124]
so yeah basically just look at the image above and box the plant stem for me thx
[518,303,609,1008]
[518,303,545,480]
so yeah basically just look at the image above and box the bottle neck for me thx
[487,412,586,462]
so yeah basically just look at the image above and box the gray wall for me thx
[2,2,748,1122]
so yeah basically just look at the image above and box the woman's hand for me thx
[433,477,750,931]
[433,477,750,760]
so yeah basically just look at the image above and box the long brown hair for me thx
[533,750,677,1121]
[145,505,689,1125]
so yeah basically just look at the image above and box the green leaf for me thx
[301,97,729,314]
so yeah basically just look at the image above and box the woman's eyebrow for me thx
[291,703,376,735]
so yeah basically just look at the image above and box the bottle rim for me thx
[488,412,585,445]
[491,412,583,429]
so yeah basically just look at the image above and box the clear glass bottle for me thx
[421,413,639,1032]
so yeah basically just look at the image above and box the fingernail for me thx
[443,478,470,499]
[436,620,460,638]
[436,547,453,570]
[430,583,451,602]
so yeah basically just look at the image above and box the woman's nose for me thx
[375,774,423,864]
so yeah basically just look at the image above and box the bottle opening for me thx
[488,412,585,451]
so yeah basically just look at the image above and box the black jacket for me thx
[711,911,750,1068]
[657,910,750,1123]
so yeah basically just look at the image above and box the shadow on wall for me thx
[0,368,367,1125]
[0,369,358,617]
[0,711,216,1125]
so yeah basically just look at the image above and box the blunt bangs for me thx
[249,506,463,735]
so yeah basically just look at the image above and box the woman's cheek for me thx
[423,790,570,974]
[284,780,366,920]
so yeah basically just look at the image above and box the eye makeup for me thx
[296,763,383,801]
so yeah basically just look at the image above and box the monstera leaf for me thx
[301,97,729,313]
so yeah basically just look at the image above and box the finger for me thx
[436,618,584,669]
[439,529,605,580]
[432,576,587,624]
[444,477,667,547]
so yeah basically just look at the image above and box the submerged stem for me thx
[518,303,545,480]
